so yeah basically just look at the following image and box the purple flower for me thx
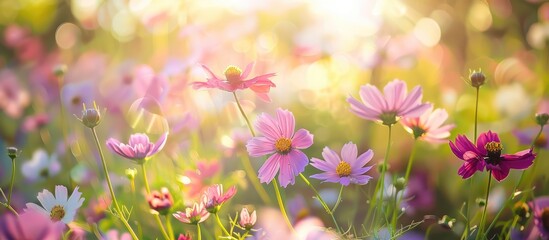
[310,142,373,186]
[246,108,314,187]
[449,131,536,181]
[513,126,549,149]
[0,209,64,239]
[524,196,549,239]
[347,79,431,126]
[106,132,168,164]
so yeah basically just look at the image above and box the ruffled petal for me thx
[291,129,314,149]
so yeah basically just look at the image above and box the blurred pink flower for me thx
[310,142,373,186]
[21,149,61,182]
[0,69,30,118]
[254,208,337,239]
[106,132,168,164]
[201,184,237,213]
[183,161,221,199]
[177,232,192,240]
[400,106,455,143]
[85,196,111,223]
[0,209,64,239]
[239,208,257,230]
[16,36,44,63]
[25,185,85,224]
[347,79,431,126]
[60,80,97,115]
[222,128,252,157]
[147,187,174,215]
[192,63,276,102]
[105,230,132,240]
[3,24,30,48]
[173,202,210,225]
[246,108,314,187]
[21,113,49,133]
[514,126,549,149]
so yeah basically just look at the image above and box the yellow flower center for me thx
[336,161,352,177]
[224,66,242,84]
[275,138,292,154]
[485,141,503,152]
[50,205,66,222]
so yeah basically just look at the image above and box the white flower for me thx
[25,185,85,224]
[21,149,61,182]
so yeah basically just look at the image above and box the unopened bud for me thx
[469,70,486,88]
[536,113,549,127]
[7,147,18,160]
[78,102,102,128]
[53,64,67,77]
[438,215,456,230]
[394,177,406,192]
[125,168,137,180]
[476,198,486,207]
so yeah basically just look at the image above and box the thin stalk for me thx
[299,173,341,233]
[215,213,230,236]
[464,87,481,239]
[232,92,256,136]
[477,170,492,240]
[370,125,392,229]
[391,188,400,235]
[240,154,272,204]
[197,223,202,240]
[391,140,418,233]
[90,128,138,240]
[474,87,480,141]
[7,159,15,206]
[273,180,294,232]
[505,216,519,240]
[1,203,19,216]
[165,215,174,240]
[331,185,344,213]
[140,164,170,240]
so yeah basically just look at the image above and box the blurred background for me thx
[1,0,549,238]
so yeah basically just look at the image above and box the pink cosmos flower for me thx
[201,184,237,213]
[192,63,276,102]
[177,233,192,240]
[347,79,431,126]
[0,69,30,119]
[449,131,536,181]
[173,203,210,225]
[239,208,257,230]
[400,106,455,143]
[147,187,174,215]
[0,209,64,239]
[181,161,221,198]
[246,108,314,187]
[310,142,374,186]
[106,132,168,164]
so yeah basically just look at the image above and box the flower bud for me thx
[78,102,101,128]
[239,208,257,230]
[53,64,67,77]
[178,233,192,240]
[536,113,549,127]
[476,198,486,207]
[437,215,456,230]
[394,177,406,192]
[469,70,486,88]
[125,168,137,180]
[147,188,174,215]
[7,147,18,160]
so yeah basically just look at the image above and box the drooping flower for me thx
[400,106,455,143]
[25,185,85,224]
[449,131,536,181]
[173,203,210,225]
[201,184,237,213]
[310,142,374,186]
[513,126,549,149]
[106,132,168,164]
[347,79,431,126]
[147,187,174,215]
[246,108,314,187]
[21,149,61,182]
[0,209,64,239]
[239,208,257,230]
[192,63,276,102]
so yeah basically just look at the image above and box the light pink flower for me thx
[239,208,257,230]
[246,108,314,187]
[310,142,374,186]
[400,106,455,143]
[173,203,210,225]
[182,161,221,198]
[147,187,174,215]
[202,184,237,213]
[347,79,431,126]
[0,69,30,119]
[0,208,64,239]
[106,132,168,164]
[192,63,276,102]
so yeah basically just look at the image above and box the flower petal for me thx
[255,112,281,140]
[276,109,295,139]
[149,132,168,156]
[291,129,313,149]
[258,153,281,184]
[359,84,388,112]
[384,79,407,111]
[340,142,358,163]
[246,137,276,157]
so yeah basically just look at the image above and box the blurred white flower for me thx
[21,149,61,182]
[25,185,85,224]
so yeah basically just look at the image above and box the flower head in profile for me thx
[106,132,168,164]
[310,142,374,186]
[147,187,174,215]
[25,185,85,224]
[347,79,431,126]
[449,131,536,181]
[239,208,257,230]
[400,106,455,143]
[192,63,276,102]
[246,108,314,187]
[173,203,210,225]
[21,149,61,182]
[201,184,237,213]
[178,233,192,240]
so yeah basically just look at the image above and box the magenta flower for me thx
[201,184,237,213]
[147,187,174,215]
[106,132,168,164]
[449,131,536,181]
[173,203,210,225]
[347,79,431,126]
[310,142,373,186]
[525,196,549,239]
[400,106,455,143]
[192,63,276,102]
[239,208,257,230]
[246,108,314,187]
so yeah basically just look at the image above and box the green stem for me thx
[197,223,202,240]
[505,216,519,240]
[371,125,392,229]
[215,213,230,237]
[391,187,400,235]
[91,128,138,240]
[233,92,256,137]
[477,170,492,240]
[273,180,294,232]
[464,87,481,240]
[403,140,417,184]
[166,215,174,240]
[331,185,344,213]
[474,87,480,141]
[1,203,19,216]
[240,153,272,205]
[298,173,341,233]
[140,164,170,240]
[7,159,15,206]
